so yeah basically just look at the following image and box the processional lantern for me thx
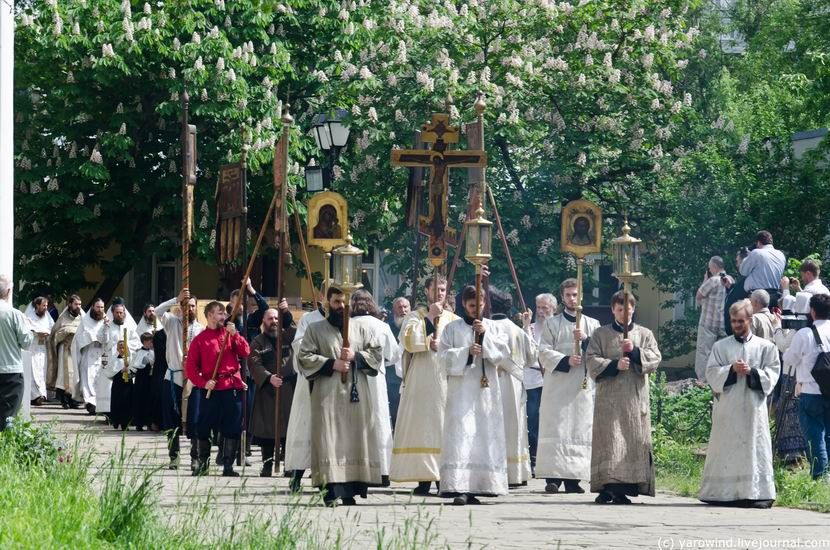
[611,216,642,338]
[332,233,364,295]
[464,204,493,266]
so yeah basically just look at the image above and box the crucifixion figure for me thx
[391,113,487,266]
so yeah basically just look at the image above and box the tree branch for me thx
[494,136,524,192]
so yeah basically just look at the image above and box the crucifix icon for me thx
[391,113,487,266]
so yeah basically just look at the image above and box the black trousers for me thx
[196,388,243,439]
[0,373,25,430]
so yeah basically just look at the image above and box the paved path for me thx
[33,403,829,549]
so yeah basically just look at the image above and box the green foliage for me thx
[0,416,65,468]
[784,253,823,279]
[650,372,713,443]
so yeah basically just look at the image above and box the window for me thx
[152,254,179,304]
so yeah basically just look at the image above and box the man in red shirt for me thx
[185,301,250,477]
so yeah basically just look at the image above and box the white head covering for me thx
[24,302,55,332]
[107,303,137,332]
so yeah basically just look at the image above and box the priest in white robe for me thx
[537,278,600,494]
[102,301,141,429]
[285,290,326,492]
[47,295,83,408]
[391,275,458,495]
[587,291,662,505]
[489,288,536,487]
[24,297,54,404]
[438,285,511,505]
[349,290,401,486]
[70,298,111,415]
[298,286,384,507]
[700,299,779,508]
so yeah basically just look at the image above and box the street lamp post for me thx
[305,108,351,191]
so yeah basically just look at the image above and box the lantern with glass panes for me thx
[304,109,351,192]
[611,216,642,337]
[332,233,363,391]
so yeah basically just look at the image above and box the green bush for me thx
[650,372,713,444]
[0,416,68,468]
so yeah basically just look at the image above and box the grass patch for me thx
[0,417,448,548]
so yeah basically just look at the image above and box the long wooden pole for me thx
[239,130,249,471]
[341,299,351,384]
[273,108,292,449]
[291,198,317,305]
[486,186,526,313]
[205,191,279,399]
[180,92,193,371]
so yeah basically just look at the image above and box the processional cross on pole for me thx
[391,113,487,267]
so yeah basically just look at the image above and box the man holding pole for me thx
[185,301,250,477]
[298,286,383,506]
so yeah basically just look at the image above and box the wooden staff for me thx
[486,186,526,312]
[205,191,279,399]
[180,91,194,368]
[291,197,317,305]
[341,299,351,384]
[475,264,488,388]
[273,108,293,446]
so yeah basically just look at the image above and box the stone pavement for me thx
[33,403,829,549]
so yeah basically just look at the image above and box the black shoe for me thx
[168,457,178,470]
[135,426,144,432]
[413,481,431,496]
[289,471,303,493]
[594,491,614,504]
[85,403,96,415]
[193,439,211,477]
[260,462,273,478]
[452,495,468,506]
[468,495,482,505]
[564,481,585,494]
[545,483,560,494]
[341,497,356,506]
[612,494,632,505]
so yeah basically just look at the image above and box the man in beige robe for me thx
[750,289,776,341]
[47,295,83,409]
[390,275,458,495]
[298,286,383,507]
[587,290,662,504]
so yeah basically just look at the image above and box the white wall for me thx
[0,2,14,279]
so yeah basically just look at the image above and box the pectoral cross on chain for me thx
[391,113,487,266]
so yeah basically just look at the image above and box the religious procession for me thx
[2,1,830,547]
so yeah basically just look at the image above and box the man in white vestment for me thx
[391,275,459,496]
[70,298,110,415]
[489,288,536,487]
[700,299,779,508]
[438,285,510,506]
[100,301,141,428]
[285,289,326,492]
[24,297,54,405]
[349,290,401,486]
[526,293,557,473]
[156,289,204,470]
[537,278,600,494]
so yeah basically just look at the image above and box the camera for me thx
[781,314,810,330]
[738,246,751,259]
[719,272,727,280]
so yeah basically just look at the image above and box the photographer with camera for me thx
[781,260,830,299]
[694,256,734,381]
[723,231,786,335]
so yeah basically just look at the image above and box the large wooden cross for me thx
[391,113,487,266]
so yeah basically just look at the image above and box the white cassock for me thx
[536,312,600,482]
[350,314,402,479]
[491,316,537,485]
[71,314,110,406]
[285,308,325,471]
[155,298,203,388]
[438,318,510,496]
[391,308,458,483]
[24,305,54,400]
[95,307,140,414]
[136,316,160,338]
[700,334,780,504]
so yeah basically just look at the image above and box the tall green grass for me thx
[0,417,448,548]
